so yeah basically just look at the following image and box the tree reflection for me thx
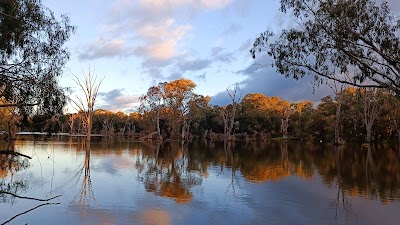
[239,141,314,183]
[176,141,400,204]
[333,145,355,223]
[75,142,95,208]
[0,141,30,204]
[137,141,203,203]
[1,141,61,225]
[314,143,400,203]
[68,139,400,206]
[223,141,243,198]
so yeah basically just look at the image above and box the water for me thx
[1,139,400,225]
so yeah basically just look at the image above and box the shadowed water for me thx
[1,139,400,225]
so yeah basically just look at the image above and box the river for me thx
[1,139,399,225]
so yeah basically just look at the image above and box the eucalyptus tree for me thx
[182,94,211,140]
[140,83,166,141]
[251,0,400,94]
[329,80,349,145]
[163,79,197,139]
[357,88,385,143]
[0,0,74,135]
[385,95,400,142]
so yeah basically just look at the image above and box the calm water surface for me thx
[1,139,400,225]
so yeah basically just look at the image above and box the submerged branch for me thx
[0,150,32,159]
[0,191,61,201]
[1,202,61,225]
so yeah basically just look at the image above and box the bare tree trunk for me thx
[335,103,342,145]
[156,108,163,141]
[281,116,289,140]
[328,78,349,145]
[68,114,75,135]
[220,106,229,139]
[366,123,373,143]
[8,121,17,140]
[358,88,381,143]
[220,84,243,141]
[87,113,92,143]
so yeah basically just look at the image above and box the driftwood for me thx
[1,202,60,225]
[0,150,32,159]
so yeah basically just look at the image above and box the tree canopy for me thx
[251,0,400,94]
[0,0,74,116]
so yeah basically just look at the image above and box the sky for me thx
[43,0,400,113]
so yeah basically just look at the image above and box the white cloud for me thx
[137,0,232,11]
[135,19,192,60]
[77,0,236,85]
[98,89,140,112]
[78,37,130,60]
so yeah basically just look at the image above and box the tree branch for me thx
[1,202,60,225]
[0,151,32,159]
[0,191,61,201]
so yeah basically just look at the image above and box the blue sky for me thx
[44,0,400,113]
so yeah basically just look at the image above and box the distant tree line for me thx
[5,78,398,144]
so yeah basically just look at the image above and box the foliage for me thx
[251,0,400,94]
[0,0,74,114]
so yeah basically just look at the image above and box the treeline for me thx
[3,78,400,143]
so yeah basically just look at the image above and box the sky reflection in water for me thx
[1,139,400,225]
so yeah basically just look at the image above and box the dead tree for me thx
[70,68,103,143]
[101,118,115,138]
[220,84,243,141]
[280,105,295,140]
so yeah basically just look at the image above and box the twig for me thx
[0,150,32,159]
[1,202,60,225]
[0,191,61,202]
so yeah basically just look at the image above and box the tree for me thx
[290,100,314,140]
[140,84,166,141]
[311,96,336,141]
[239,93,272,135]
[0,0,74,120]
[163,79,196,139]
[384,94,400,142]
[220,84,244,141]
[329,80,349,145]
[357,88,384,143]
[182,94,211,140]
[70,69,103,143]
[251,0,400,94]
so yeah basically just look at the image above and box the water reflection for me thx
[0,141,30,204]
[76,143,95,207]
[2,139,400,225]
[136,141,203,203]
[131,140,400,205]
[66,140,400,205]
[313,143,400,203]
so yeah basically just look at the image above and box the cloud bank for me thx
[97,89,140,112]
